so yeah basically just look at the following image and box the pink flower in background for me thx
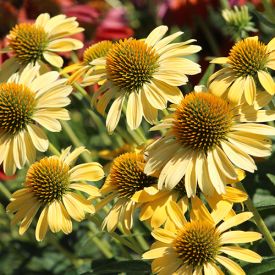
[94,7,134,42]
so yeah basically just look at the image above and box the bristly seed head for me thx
[228,38,268,77]
[106,38,159,92]
[0,83,36,135]
[26,157,70,204]
[173,221,221,267]
[83,40,113,64]
[109,153,157,198]
[172,92,233,153]
[8,23,49,64]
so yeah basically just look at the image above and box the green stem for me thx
[133,225,149,251]
[239,183,275,255]
[110,231,143,255]
[0,182,11,200]
[48,142,61,156]
[60,121,93,163]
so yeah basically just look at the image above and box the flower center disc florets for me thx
[83,40,113,64]
[172,92,233,153]
[26,157,70,204]
[0,83,36,135]
[109,153,157,198]
[228,38,268,77]
[174,221,220,267]
[106,39,159,92]
[8,23,49,64]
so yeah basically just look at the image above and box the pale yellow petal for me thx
[166,200,187,228]
[220,246,262,263]
[145,25,168,47]
[258,70,275,95]
[35,206,49,241]
[220,231,262,244]
[216,255,245,275]
[106,94,125,133]
[70,183,101,197]
[142,246,169,259]
[47,200,63,233]
[244,76,256,105]
[126,91,143,130]
[43,51,63,67]
[27,124,49,152]
[69,163,104,182]
[217,212,253,233]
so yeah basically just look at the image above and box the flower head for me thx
[62,40,113,83]
[89,25,201,132]
[0,64,72,175]
[4,13,83,75]
[7,146,104,241]
[144,89,275,197]
[143,197,262,274]
[209,36,275,105]
[99,152,157,232]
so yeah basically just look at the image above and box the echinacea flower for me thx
[62,40,113,83]
[2,13,83,79]
[7,146,104,241]
[98,152,157,232]
[144,89,275,197]
[0,64,72,175]
[133,170,247,228]
[88,25,201,132]
[143,197,262,275]
[209,36,275,105]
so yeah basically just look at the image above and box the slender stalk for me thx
[0,182,11,200]
[238,183,275,255]
[110,231,143,255]
[133,225,149,251]
[60,121,93,163]
[48,142,61,156]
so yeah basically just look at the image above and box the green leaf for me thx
[88,259,151,274]
[199,64,215,86]
[243,257,275,275]
[267,174,275,186]
[252,10,275,27]
[253,189,275,211]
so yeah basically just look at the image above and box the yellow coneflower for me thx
[1,13,83,79]
[133,169,247,228]
[0,64,72,175]
[87,26,201,132]
[144,89,275,197]
[62,40,113,84]
[143,197,262,275]
[98,152,157,232]
[209,36,275,105]
[7,147,104,241]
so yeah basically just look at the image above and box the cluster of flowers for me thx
[1,11,275,275]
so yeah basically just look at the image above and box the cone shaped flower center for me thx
[172,92,233,152]
[174,221,220,267]
[106,39,159,92]
[26,157,70,203]
[109,153,157,198]
[83,40,113,64]
[8,23,49,64]
[0,83,36,135]
[228,38,268,77]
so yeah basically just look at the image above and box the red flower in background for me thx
[94,7,134,42]
[158,0,219,27]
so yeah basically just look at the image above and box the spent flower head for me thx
[222,5,257,41]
